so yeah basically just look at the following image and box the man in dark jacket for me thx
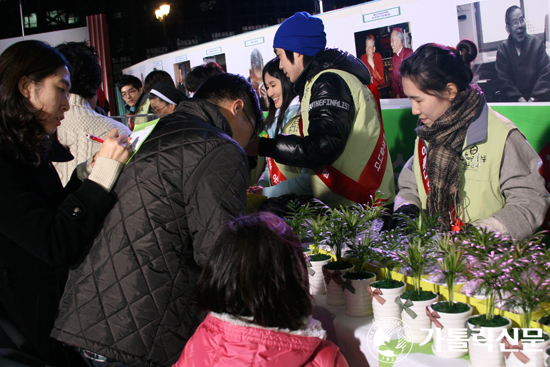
[496,5,550,102]
[248,11,394,208]
[52,73,263,367]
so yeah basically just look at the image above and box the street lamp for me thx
[156,4,170,42]
[155,4,170,20]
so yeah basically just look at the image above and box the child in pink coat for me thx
[173,212,348,367]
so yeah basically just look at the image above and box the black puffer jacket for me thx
[258,48,371,169]
[52,98,249,367]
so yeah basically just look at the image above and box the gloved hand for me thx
[389,204,420,229]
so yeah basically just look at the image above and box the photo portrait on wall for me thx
[354,22,412,99]
[457,0,550,102]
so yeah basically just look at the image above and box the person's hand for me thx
[96,128,132,164]
[389,204,419,229]
[90,152,99,169]
[247,186,264,195]
[244,137,261,157]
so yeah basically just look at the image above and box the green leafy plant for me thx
[303,214,329,255]
[396,237,433,297]
[283,200,313,241]
[435,232,468,308]
[345,227,378,274]
[500,232,550,328]
[324,208,347,262]
[461,227,510,322]
[398,209,439,240]
[374,229,406,282]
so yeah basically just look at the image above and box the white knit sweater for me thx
[54,94,131,186]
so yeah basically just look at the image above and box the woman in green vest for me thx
[394,39,550,240]
[250,57,312,198]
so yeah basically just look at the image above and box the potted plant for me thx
[461,228,513,367]
[395,234,438,343]
[303,214,332,295]
[321,207,355,305]
[499,233,550,367]
[368,229,407,324]
[428,232,472,358]
[342,227,378,317]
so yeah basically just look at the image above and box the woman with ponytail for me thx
[393,40,549,240]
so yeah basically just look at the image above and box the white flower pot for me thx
[503,330,550,367]
[468,316,512,367]
[371,282,406,324]
[545,347,549,367]
[429,302,472,358]
[400,293,438,343]
[323,263,354,306]
[343,273,377,317]
[309,258,331,295]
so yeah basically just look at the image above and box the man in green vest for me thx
[117,75,151,130]
[247,11,395,209]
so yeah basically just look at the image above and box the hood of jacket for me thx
[169,97,233,136]
[294,48,372,97]
[174,313,348,367]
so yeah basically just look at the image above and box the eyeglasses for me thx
[242,107,258,142]
[121,88,139,98]
[151,102,170,115]
[510,17,526,27]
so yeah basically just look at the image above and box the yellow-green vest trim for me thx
[301,69,395,208]
[413,103,516,223]
[267,114,303,185]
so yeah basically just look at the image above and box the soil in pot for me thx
[432,301,471,313]
[401,289,437,301]
[469,314,510,328]
[324,260,354,270]
[538,315,550,326]
[345,271,376,280]
[309,254,332,261]
[371,279,404,289]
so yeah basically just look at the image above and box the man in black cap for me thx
[247,11,395,209]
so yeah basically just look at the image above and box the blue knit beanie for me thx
[273,12,326,57]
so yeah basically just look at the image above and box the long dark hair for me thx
[0,40,69,165]
[262,57,297,135]
[400,39,477,98]
[195,212,312,331]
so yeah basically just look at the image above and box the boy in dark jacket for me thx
[247,11,395,208]
[52,74,263,367]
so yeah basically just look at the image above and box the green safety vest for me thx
[299,69,395,208]
[413,105,516,223]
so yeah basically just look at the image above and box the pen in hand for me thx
[86,134,104,144]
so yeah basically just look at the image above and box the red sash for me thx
[267,116,307,186]
[267,157,288,185]
[418,139,464,231]
[313,122,388,205]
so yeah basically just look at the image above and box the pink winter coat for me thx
[173,313,349,367]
